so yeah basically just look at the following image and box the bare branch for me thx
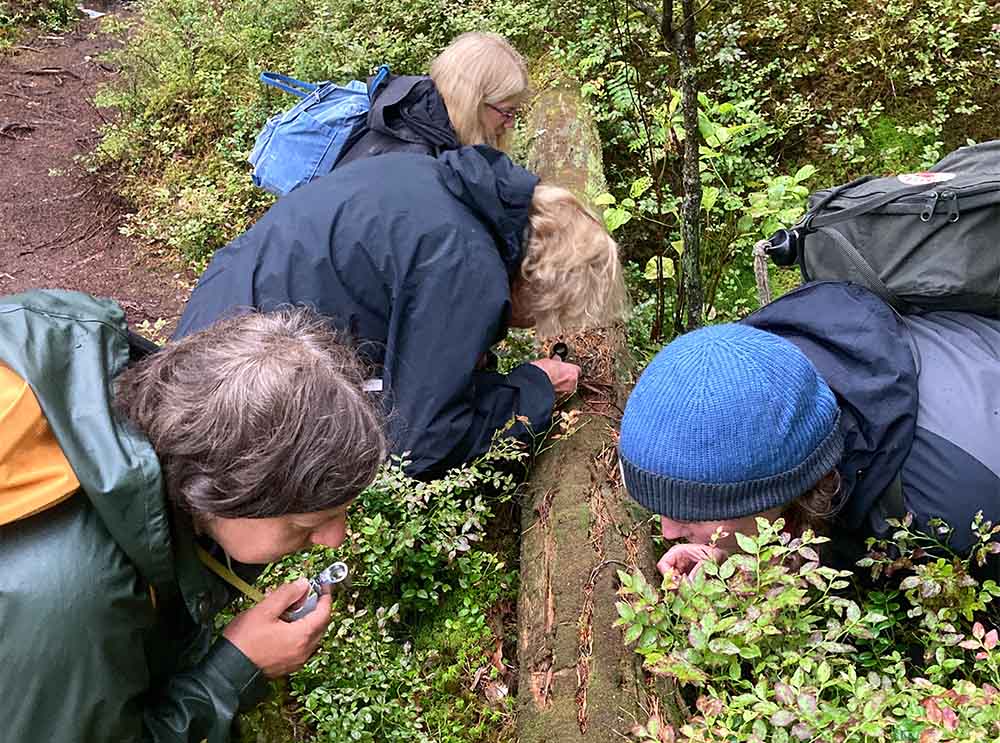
[625,0,662,28]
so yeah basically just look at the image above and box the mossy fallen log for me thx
[515,84,674,742]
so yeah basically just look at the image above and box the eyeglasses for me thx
[485,102,520,122]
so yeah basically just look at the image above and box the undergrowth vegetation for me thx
[237,443,527,743]
[0,0,76,47]
[617,515,1000,741]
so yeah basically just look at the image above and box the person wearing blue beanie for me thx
[619,323,844,575]
[619,282,1000,580]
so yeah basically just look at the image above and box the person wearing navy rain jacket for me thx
[176,146,626,478]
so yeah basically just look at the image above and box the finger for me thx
[259,578,311,617]
[656,552,673,576]
[295,592,334,650]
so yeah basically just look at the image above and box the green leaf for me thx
[629,176,652,199]
[794,164,817,183]
[735,532,759,554]
[592,192,616,206]
[701,186,720,213]
[616,602,636,622]
[708,638,741,655]
[603,207,632,233]
[697,114,717,144]
[643,256,675,281]
[624,623,643,645]
[617,570,634,590]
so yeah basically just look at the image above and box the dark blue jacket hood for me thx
[335,74,459,168]
[437,146,538,275]
[742,282,919,529]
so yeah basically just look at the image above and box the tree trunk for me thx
[516,85,672,742]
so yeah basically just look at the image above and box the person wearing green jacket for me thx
[0,290,386,742]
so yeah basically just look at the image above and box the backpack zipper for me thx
[940,190,960,222]
[920,191,940,222]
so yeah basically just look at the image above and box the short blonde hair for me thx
[430,32,528,151]
[518,185,629,336]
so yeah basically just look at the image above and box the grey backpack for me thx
[765,140,1000,316]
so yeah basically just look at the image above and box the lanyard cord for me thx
[195,544,265,603]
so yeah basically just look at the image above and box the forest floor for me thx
[0,11,192,337]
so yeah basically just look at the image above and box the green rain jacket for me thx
[0,290,265,743]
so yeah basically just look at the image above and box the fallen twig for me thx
[24,68,81,79]
[1,91,39,103]
[0,122,34,139]
[28,224,73,251]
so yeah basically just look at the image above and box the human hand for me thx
[529,357,580,396]
[222,578,332,678]
[657,543,728,578]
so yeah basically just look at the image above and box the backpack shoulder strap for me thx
[259,72,318,99]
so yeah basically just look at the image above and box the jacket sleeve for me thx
[384,255,554,477]
[143,638,267,743]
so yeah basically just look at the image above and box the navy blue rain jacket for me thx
[744,281,1000,568]
[176,147,554,478]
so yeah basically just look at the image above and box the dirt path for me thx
[0,12,192,337]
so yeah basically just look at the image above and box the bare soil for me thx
[0,12,192,336]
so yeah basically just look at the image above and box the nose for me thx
[310,514,348,549]
[660,516,686,541]
[503,117,516,129]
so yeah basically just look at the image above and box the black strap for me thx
[812,227,918,314]
[809,181,936,230]
[127,330,161,363]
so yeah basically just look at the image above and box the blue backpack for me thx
[248,66,390,197]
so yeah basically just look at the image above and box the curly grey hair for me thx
[115,308,386,518]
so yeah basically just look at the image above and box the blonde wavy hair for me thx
[430,31,528,151]
[517,185,629,336]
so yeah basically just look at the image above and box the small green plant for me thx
[243,439,527,743]
[0,0,75,48]
[134,317,169,346]
[617,515,1000,741]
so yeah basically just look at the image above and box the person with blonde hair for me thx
[336,32,528,167]
[430,31,528,151]
[177,146,627,478]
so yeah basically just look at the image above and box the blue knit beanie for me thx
[619,324,843,520]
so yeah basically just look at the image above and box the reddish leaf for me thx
[775,682,796,706]
[771,710,796,727]
[695,695,724,718]
[922,697,944,725]
[984,630,998,650]
[941,707,959,731]
[973,622,986,641]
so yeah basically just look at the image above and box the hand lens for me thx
[280,561,349,622]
